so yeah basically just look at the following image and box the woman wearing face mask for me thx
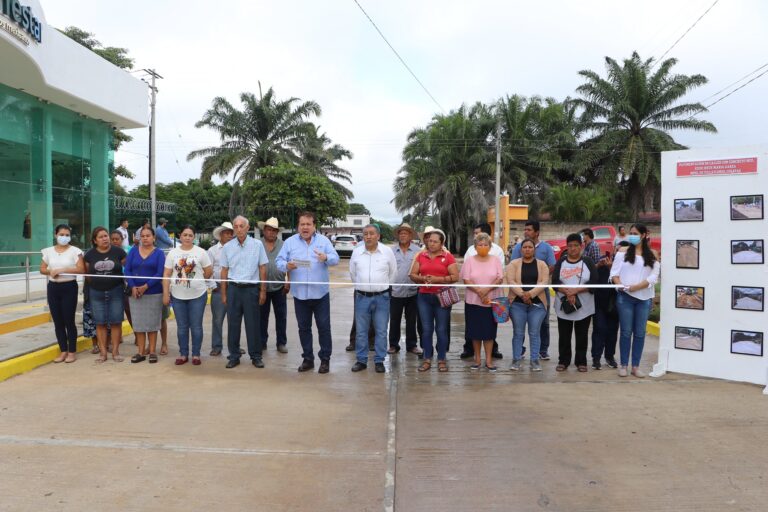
[609,224,660,378]
[506,238,550,372]
[459,232,504,371]
[40,224,86,363]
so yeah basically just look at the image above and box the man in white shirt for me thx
[116,218,130,250]
[461,222,505,360]
[349,224,397,373]
[207,221,234,356]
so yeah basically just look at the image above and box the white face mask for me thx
[56,235,71,246]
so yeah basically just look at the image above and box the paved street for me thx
[1,261,767,511]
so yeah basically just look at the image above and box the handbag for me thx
[491,296,510,323]
[437,286,460,308]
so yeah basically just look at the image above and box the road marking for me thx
[383,356,400,512]
[0,435,381,460]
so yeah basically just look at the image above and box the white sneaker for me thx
[618,366,628,377]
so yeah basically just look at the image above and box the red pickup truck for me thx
[545,225,661,259]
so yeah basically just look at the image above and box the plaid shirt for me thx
[584,240,601,264]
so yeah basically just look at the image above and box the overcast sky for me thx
[42,0,768,223]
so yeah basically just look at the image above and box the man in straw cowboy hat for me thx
[388,223,423,355]
[207,221,234,356]
[258,217,289,354]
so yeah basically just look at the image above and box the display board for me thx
[652,146,767,393]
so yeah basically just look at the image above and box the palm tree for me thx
[393,103,496,253]
[187,85,352,214]
[497,95,579,213]
[572,52,716,216]
[294,124,354,199]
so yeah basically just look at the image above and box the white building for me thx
[321,214,371,235]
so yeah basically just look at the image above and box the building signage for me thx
[676,157,757,177]
[0,0,42,44]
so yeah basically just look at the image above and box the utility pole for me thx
[494,119,502,245]
[142,69,163,228]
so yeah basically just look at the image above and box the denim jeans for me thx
[591,303,619,361]
[226,286,262,362]
[209,290,226,351]
[260,289,288,349]
[417,293,450,360]
[616,292,652,367]
[510,301,547,362]
[173,292,207,357]
[294,293,332,362]
[47,281,79,353]
[355,292,390,364]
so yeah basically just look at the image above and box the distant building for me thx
[321,214,371,235]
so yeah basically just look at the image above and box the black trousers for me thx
[47,281,79,353]
[591,305,619,361]
[557,315,592,367]
[389,295,422,350]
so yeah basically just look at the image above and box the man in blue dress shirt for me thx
[220,216,269,369]
[276,211,340,374]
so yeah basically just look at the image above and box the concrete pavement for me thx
[1,260,767,511]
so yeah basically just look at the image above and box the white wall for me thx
[0,0,147,128]
[657,145,767,388]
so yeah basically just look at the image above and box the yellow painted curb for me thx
[647,321,660,337]
[0,312,51,335]
[0,307,176,383]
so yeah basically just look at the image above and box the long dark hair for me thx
[625,223,656,267]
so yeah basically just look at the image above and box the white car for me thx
[334,234,358,257]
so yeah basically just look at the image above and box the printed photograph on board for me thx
[730,239,764,264]
[730,330,764,356]
[676,240,699,269]
[675,326,704,351]
[731,286,764,312]
[730,194,764,220]
[674,198,703,222]
[675,286,704,310]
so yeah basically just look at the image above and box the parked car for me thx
[544,225,661,260]
[334,234,358,257]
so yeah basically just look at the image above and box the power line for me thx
[655,0,720,65]
[699,61,768,103]
[702,66,768,110]
[352,0,445,113]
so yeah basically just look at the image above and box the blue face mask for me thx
[56,235,71,246]
[627,234,642,245]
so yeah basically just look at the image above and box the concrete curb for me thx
[0,312,51,336]
[0,308,177,383]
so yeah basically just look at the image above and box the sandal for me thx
[437,361,448,372]
[192,357,202,366]
[160,345,169,356]
[112,354,124,363]
[131,354,146,364]
[417,361,432,372]
[175,357,188,365]
[577,365,588,373]
[556,364,567,372]
[148,354,158,364]
[95,354,107,363]
[90,346,100,355]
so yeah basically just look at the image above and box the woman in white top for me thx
[609,223,660,378]
[40,224,85,363]
[162,225,212,366]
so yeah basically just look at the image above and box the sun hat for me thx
[257,217,280,231]
[212,221,234,241]
[423,226,447,242]
[395,223,417,237]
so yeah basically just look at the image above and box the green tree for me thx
[370,218,394,242]
[393,103,496,253]
[572,52,716,216]
[188,85,352,214]
[542,184,613,222]
[241,164,347,225]
[347,203,371,215]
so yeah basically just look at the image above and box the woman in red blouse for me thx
[409,228,459,372]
